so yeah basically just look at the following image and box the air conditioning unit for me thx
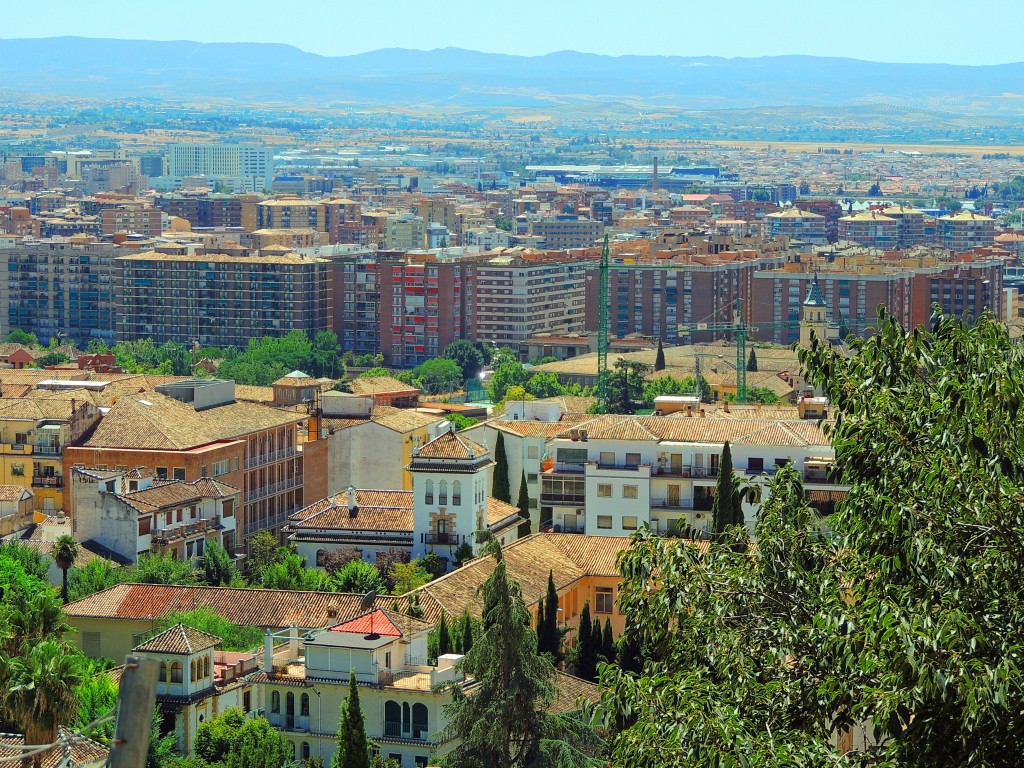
[575,508,585,515]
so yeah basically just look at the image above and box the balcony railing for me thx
[244,506,300,537]
[650,497,694,510]
[31,475,64,488]
[421,532,461,546]
[32,445,61,457]
[153,519,213,545]
[539,492,585,506]
[245,447,296,470]
[267,714,310,732]
[246,475,303,502]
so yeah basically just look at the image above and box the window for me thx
[158,663,167,683]
[301,693,309,717]
[625,452,641,468]
[424,480,434,505]
[527,446,539,459]
[748,457,764,472]
[271,691,280,714]
[597,515,613,529]
[301,743,310,761]
[438,481,448,505]
[622,516,638,531]
[527,473,538,484]
[243,691,251,713]
[170,663,183,684]
[775,458,790,468]
[597,484,612,498]
[384,701,401,737]
[212,460,230,477]
[599,451,615,466]
[452,481,461,506]
[172,467,186,481]
[622,485,638,499]
[155,467,168,480]
[10,463,23,477]
[556,447,588,465]
[596,587,614,614]
[203,657,209,678]
[416,758,429,768]
[412,702,429,739]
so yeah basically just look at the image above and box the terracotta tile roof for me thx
[117,477,240,513]
[549,671,600,715]
[290,490,414,532]
[233,385,275,403]
[329,609,402,637]
[0,397,83,422]
[484,414,595,439]
[368,406,442,433]
[135,623,221,654]
[0,729,109,768]
[0,485,30,502]
[486,497,521,528]
[348,376,420,396]
[64,583,439,627]
[416,429,488,459]
[274,370,320,387]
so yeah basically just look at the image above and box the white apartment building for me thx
[167,144,274,192]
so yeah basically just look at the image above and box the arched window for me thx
[402,702,411,734]
[170,663,183,684]
[452,481,462,506]
[438,480,448,505]
[316,549,326,567]
[384,700,401,737]
[271,691,280,714]
[203,657,210,678]
[190,661,196,682]
[412,703,429,739]
[158,663,167,683]
[286,692,295,717]
[300,693,310,717]
[301,743,310,761]
[424,480,434,505]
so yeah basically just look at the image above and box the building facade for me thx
[167,144,273,192]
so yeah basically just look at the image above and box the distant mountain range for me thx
[1,37,1023,114]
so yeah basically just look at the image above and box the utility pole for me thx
[107,656,160,768]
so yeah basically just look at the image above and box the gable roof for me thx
[289,489,414,532]
[329,609,403,638]
[135,623,221,654]
[0,730,109,768]
[416,429,488,460]
[348,376,420,396]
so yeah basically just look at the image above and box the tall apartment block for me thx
[378,255,476,367]
[938,211,998,251]
[794,199,843,242]
[583,253,786,344]
[474,255,590,347]
[256,198,361,243]
[167,144,274,192]
[153,193,243,229]
[0,238,128,344]
[910,260,1003,328]
[529,217,605,249]
[116,248,333,348]
[100,206,164,237]
[879,205,927,248]
[764,208,828,244]
[838,211,898,250]
[333,253,382,357]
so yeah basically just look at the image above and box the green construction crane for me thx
[677,298,751,402]
[596,235,610,413]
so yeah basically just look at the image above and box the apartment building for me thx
[255,197,360,242]
[879,204,928,248]
[764,208,827,244]
[115,248,333,349]
[909,259,1003,327]
[529,217,604,249]
[838,211,898,249]
[63,380,307,549]
[332,252,382,357]
[154,193,243,229]
[474,253,590,347]
[938,211,998,251]
[0,397,101,513]
[378,255,476,367]
[794,199,843,242]
[167,144,273,192]
[583,252,786,344]
[0,237,129,344]
[100,205,164,237]
[382,213,425,250]
[70,467,240,562]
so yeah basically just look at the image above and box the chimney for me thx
[723,401,729,413]
[347,485,358,518]
[288,622,299,657]
[264,630,274,674]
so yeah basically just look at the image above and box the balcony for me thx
[421,532,461,546]
[246,475,303,503]
[152,519,212,545]
[245,447,296,470]
[243,506,300,537]
[650,497,694,510]
[267,714,310,733]
[543,462,585,475]
[32,444,62,457]
[31,475,64,489]
[539,492,585,506]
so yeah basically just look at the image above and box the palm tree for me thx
[51,535,78,604]
[4,591,71,654]
[0,640,84,745]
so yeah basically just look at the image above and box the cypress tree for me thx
[332,672,370,768]
[459,610,474,653]
[493,432,511,503]
[654,338,666,371]
[711,442,739,539]
[538,570,561,664]
[602,618,615,664]
[747,347,758,372]
[517,470,531,537]
[593,616,603,664]
[576,601,598,682]
[438,613,451,657]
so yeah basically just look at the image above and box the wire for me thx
[0,707,117,763]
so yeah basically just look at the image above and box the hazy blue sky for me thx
[4,0,1022,65]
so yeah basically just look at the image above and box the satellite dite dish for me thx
[361,590,380,639]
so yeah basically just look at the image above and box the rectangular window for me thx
[597,484,612,498]
[622,516,638,531]
[155,467,168,480]
[748,457,764,472]
[595,587,614,614]
[212,460,230,476]
[622,485,638,499]
[599,451,615,466]
[625,452,641,468]
[10,463,23,477]
[597,515,613,529]
[527,473,538,484]
[139,517,151,535]
[556,447,588,465]
[172,467,186,481]
[527,446,539,459]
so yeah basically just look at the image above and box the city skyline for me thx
[3,0,1024,66]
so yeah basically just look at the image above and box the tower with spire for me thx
[799,275,832,348]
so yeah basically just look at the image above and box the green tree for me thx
[453,542,475,569]
[224,716,292,768]
[358,367,391,379]
[332,673,371,768]
[421,552,446,579]
[606,359,650,414]
[516,470,531,538]
[601,619,614,664]
[245,531,279,582]
[441,340,485,381]
[489,361,528,403]
[0,540,50,582]
[126,552,198,585]
[458,610,474,654]
[201,540,238,586]
[160,607,263,652]
[440,544,598,767]
[524,372,565,399]
[710,442,743,538]
[492,432,511,504]
[537,570,561,665]
[194,707,246,763]
[6,329,38,346]
[412,357,463,394]
[389,560,431,595]
[51,535,79,604]
[575,601,598,682]
[74,663,119,745]
[654,338,665,371]
[438,614,452,657]
[746,348,758,372]
[311,330,343,378]
[0,639,84,744]
[334,559,386,594]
